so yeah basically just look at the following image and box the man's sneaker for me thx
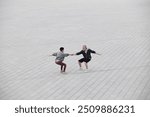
[61,72,67,74]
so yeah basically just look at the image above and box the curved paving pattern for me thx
[0,0,150,99]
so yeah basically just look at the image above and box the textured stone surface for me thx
[0,0,150,100]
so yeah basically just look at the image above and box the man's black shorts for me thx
[79,58,91,63]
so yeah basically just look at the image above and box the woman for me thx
[75,45,100,69]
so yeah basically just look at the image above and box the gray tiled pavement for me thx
[0,0,150,100]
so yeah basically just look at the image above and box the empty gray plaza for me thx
[0,0,150,99]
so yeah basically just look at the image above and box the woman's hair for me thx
[60,47,64,51]
[82,45,87,50]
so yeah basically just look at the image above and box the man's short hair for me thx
[60,47,64,51]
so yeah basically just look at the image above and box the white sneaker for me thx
[79,67,83,70]
[61,71,67,74]
[84,69,89,72]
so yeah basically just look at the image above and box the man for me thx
[52,47,73,73]
[75,45,100,69]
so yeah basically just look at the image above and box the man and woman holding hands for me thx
[51,45,101,73]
